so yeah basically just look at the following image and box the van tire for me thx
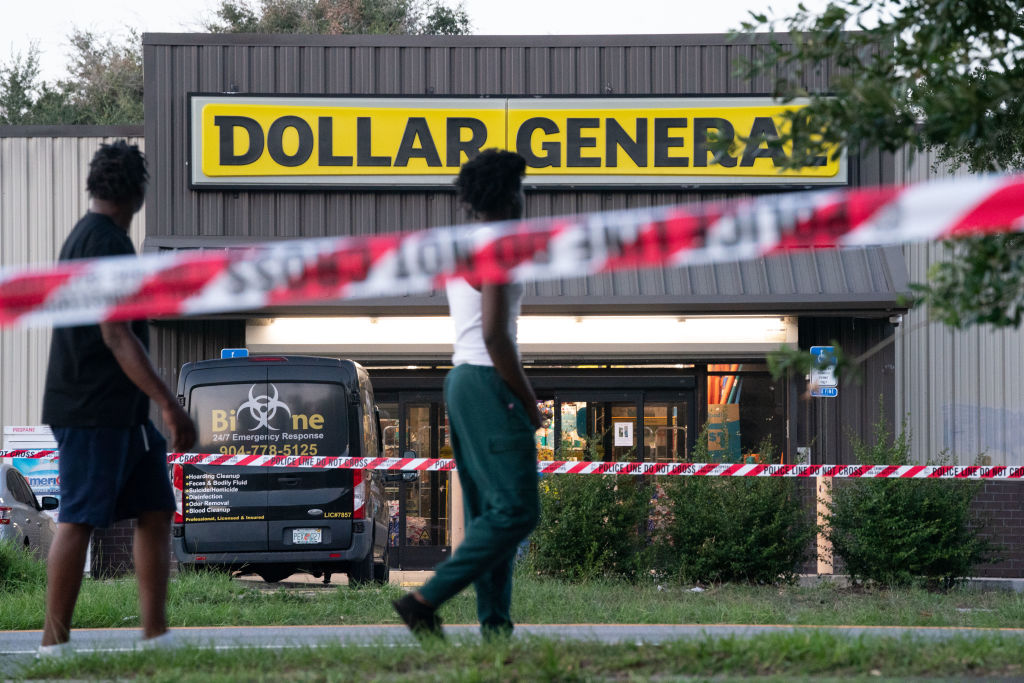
[348,542,375,587]
[373,543,390,584]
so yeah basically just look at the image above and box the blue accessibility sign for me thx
[809,345,838,398]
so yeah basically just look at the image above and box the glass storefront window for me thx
[558,401,588,460]
[536,399,555,459]
[707,364,785,463]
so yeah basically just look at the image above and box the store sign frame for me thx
[189,94,847,189]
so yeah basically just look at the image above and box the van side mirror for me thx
[40,496,59,511]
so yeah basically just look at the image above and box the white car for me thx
[0,461,58,559]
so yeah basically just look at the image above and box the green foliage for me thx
[824,417,996,588]
[0,31,143,126]
[913,234,1024,328]
[741,1,1024,330]
[740,1,1024,173]
[528,474,651,581]
[766,338,858,385]
[206,0,469,35]
[660,436,815,584]
[0,540,47,593]
[59,30,144,124]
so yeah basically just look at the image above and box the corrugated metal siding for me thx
[894,149,1024,465]
[143,33,901,311]
[141,33,901,460]
[143,33,890,242]
[798,317,896,464]
[0,133,145,429]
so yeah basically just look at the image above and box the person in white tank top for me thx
[393,150,540,639]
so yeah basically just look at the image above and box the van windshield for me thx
[191,382,349,459]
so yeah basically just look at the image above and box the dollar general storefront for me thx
[143,32,907,570]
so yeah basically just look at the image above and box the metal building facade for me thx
[142,33,894,243]
[0,128,146,429]
[894,152,1024,466]
[141,32,906,465]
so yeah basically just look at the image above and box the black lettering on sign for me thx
[394,117,442,167]
[654,118,688,167]
[788,114,829,167]
[446,117,487,166]
[741,117,787,167]
[318,117,353,167]
[215,116,264,165]
[566,118,601,168]
[267,116,314,167]
[605,118,647,167]
[515,117,560,168]
[693,118,737,168]
[357,117,390,167]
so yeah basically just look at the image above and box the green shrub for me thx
[660,435,814,584]
[0,540,47,593]
[528,474,651,581]
[825,417,997,588]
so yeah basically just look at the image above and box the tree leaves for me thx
[205,0,470,36]
[0,32,142,126]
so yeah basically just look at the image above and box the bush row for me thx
[526,420,997,587]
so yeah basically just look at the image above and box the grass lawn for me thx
[20,632,1024,681]
[2,569,1024,630]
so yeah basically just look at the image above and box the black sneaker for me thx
[392,593,444,640]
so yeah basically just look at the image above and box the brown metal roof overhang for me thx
[144,237,911,320]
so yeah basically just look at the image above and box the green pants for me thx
[419,364,539,632]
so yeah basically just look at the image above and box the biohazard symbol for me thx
[237,384,291,431]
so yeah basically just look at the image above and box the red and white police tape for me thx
[1,450,1022,479]
[3,173,1024,329]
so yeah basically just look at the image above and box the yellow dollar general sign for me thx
[190,96,845,188]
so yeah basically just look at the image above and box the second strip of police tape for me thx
[2,450,1022,480]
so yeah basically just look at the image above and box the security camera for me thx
[888,314,903,326]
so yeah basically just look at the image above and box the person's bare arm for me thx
[99,322,196,451]
[480,284,542,429]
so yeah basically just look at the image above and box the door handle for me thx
[277,476,301,486]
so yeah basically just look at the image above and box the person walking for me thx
[392,149,541,639]
[38,141,196,656]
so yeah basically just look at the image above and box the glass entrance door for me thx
[378,393,451,570]
[554,391,694,462]
[643,397,692,462]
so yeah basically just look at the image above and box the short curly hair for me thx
[454,149,526,219]
[86,140,148,204]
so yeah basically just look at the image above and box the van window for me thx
[191,382,349,458]
[357,372,376,458]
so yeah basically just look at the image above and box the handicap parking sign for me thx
[809,346,838,398]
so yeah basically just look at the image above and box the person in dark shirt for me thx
[38,141,196,656]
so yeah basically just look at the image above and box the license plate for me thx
[292,528,322,544]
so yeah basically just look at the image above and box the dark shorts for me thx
[52,421,175,528]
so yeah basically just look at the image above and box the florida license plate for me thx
[292,528,322,544]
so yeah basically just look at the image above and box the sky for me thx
[0,0,832,83]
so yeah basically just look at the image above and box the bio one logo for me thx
[211,384,325,432]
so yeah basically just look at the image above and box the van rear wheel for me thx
[373,543,390,584]
[348,532,375,587]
